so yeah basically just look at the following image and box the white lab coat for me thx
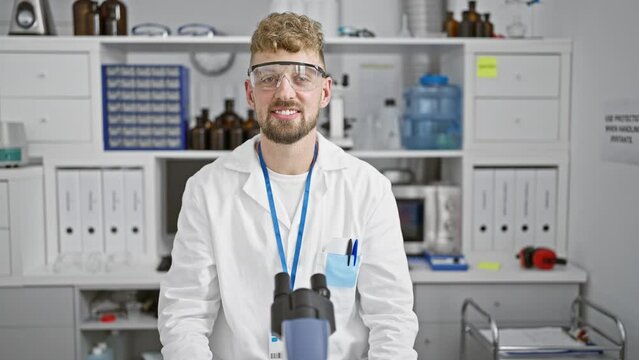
[158,133,418,360]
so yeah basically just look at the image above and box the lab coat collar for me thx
[223,131,349,229]
[223,131,348,173]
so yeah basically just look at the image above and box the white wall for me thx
[535,1,639,357]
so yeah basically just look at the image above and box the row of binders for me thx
[473,168,557,252]
[57,168,145,256]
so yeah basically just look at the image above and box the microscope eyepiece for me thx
[274,272,291,299]
[310,273,330,299]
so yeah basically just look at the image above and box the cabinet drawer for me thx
[0,287,74,326]
[0,181,8,228]
[0,327,75,360]
[0,52,90,97]
[0,230,10,276]
[415,322,460,360]
[0,98,91,143]
[475,99,560,142]
[475,55,560,97]
[414,283,578,323]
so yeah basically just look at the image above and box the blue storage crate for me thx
[102,64,190,150]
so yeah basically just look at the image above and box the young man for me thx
[158,12,418,359]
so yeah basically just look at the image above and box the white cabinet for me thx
[474,55,560,97]
[0,53,90,98]
[0,287,76,360]
[0,181,8,228]
[0,167,46,277]
[475,98,560,141]
[0,98,92,143]
[0,45,97,157]
[0,230,10,276]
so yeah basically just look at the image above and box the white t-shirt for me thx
[267,168,308,245]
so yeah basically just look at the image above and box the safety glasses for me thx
[248,61,329,91]
[131,23,219,37]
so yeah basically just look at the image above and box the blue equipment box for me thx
[424,251,469,271]
[102,64,190,150]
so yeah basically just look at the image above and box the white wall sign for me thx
[602,99,639,165]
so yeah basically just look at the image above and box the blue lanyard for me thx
[258,141,318,289]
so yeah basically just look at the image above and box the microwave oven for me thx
[392,185,437,256]
[392,184,462,256]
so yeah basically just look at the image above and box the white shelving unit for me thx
[0,36,578,360]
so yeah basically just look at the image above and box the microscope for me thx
[271,272,336,360]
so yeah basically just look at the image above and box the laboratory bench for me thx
[0,261,586,360]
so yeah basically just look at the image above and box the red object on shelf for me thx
[100,313,117,322]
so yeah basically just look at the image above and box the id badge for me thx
[268,332,287,360]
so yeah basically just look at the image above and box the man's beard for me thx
[260,100,318,145]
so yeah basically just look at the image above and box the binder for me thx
[534,169,557,247]
[493,169,516,251]
[124,169,145,256]
[472,169,494,251]
[57,170,82,253]
[79,170,105,253]
[514,169,536,249]
[102,169,126,254]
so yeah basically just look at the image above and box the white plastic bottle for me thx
[106,331,125,360]
[377,98,402,150]
[87,346,108,360]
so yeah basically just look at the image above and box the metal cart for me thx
[461,296,626,360]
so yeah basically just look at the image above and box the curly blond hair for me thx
[250,12,325,66]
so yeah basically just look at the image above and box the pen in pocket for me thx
[352,239,359,266]
[346,238,353,266]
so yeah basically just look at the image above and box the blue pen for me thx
[352,239,359,266]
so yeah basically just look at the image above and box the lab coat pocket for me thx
[325,253,361,288]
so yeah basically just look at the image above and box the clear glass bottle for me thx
[506,15,527,38]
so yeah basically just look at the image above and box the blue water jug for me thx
[402,74,462,149]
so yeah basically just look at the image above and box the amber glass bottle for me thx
[208,119,225,150]
[483,13,494,38]
[474,13,486,37]
[99,0,128,35]
[467,1,479,23]
[73,0,93,36]
[190,115,208,150]
[443,11,459,38]
[217,99,244,150]
[242,109,261,141]
[459,11,474,37]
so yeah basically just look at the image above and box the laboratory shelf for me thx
[141,149,463,160]
[80,316,158,331]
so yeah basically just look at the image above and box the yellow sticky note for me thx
[477,56,498,78]
[477,261,501,271]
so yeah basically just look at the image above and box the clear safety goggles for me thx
[247,61,329,91]
[131,23,220,37]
